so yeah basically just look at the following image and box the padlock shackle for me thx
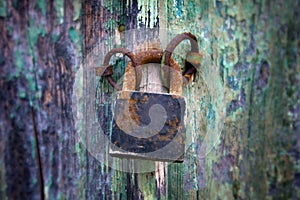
[96,33,200,91]
[103,48,138,67]
[96,48,137,91]
[123,50,182,95]
[164,32,200,84]
[164,32,199,66]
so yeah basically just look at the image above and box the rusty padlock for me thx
[96,32,201,162]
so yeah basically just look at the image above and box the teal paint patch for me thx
[75,143,80,153]
[31,137,36,159]
[41,27,46,37]
[174,0,183,18]
[215,0,223,17]
[36,0,46,16]
[12,0,18,9]
[55,0,64,24]
[200,96,205,110]
[69,26,82,57]
[0,0,7,17]
[103,1,116,14]
[69,26,81,48]
[51,33,59,43]
[18,90,26,99]
[6,26,12,37]
[186,1,196,19]
[13,49,24,78]
[25,73,36,92]
[26,26,40,47]
[207,103,215,129]
[25,26,39,68]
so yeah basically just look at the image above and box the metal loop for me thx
[164,32,200,83]
[123,49,181,95]
[97,33,200,90]
[103,48,138,67]
[96,48,137,91]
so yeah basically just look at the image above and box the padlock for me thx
[96,32,201,162]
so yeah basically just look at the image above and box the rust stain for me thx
[128,98,140,125]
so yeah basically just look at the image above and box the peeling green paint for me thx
[25,73,36,92]
[69,26,81,51]
[138,174,157,200]
[4,26,12,39]
[36,0,46,16]
[0,0,7,17]
[137,0,159,28]
[174,0,183,18]
[103,18,118,32]
[26,26,40,53]
[55,0,64,24]
[18,90,26,99]
[13,48,24,78]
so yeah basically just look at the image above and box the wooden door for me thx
[1,0,299,199]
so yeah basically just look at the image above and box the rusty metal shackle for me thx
[164,32,200,84]
[96,48,180,92]
[122,49,182,95]
[95,48,137,91]
[103,48,138,67]
[96,32,201,90]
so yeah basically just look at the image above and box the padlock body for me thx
[109,91,186,162]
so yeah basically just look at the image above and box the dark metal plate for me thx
[109,91,186,162]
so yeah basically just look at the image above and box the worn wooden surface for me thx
[0,0,299,199]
